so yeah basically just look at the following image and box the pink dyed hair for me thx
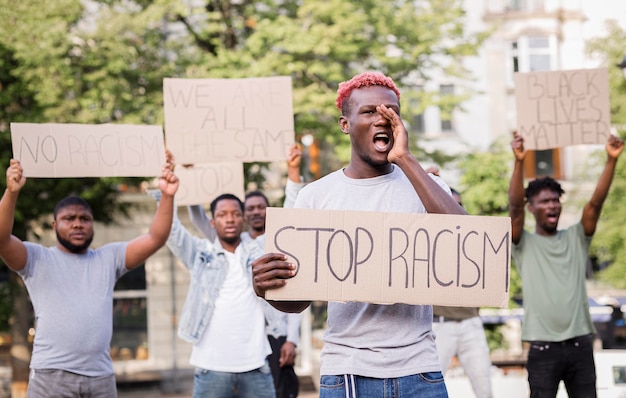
[335,72,401,113]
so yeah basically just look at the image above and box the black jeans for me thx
[267,335,299,398]
[527,334,596,398]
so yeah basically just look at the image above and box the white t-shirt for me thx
[189,247,270,371]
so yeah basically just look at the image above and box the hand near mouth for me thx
[377,104,410,164]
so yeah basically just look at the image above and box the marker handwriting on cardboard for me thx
[514,68,610,150]
[163,77,295,164]
[273,225,509,292]
[174,162,245,206]
[11,123,165,178]
[264,208,511,308]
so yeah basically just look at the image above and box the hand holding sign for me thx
[6,159,26,193]
[251,252,296,298]
[511,131,526,162]
[607,135,625,160]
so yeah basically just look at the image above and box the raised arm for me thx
[187,204,217,242]
[509,132,527,244]
[125,162,179,269]
[0,159,28,271]
[284,142,305,209]
[378,104,465,215]
[581,135,624,236]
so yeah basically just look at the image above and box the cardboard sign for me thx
[11,123,165,177]
[514,68,610,150]
[264,208,511,308]
[174,163,245,206]
[163,77,295,164]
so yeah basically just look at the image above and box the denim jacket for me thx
[166,213,263,344]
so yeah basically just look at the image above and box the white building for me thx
[419,0,626,187]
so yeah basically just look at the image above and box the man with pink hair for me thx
[252,71,464,397]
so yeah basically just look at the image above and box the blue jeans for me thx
[192,361,275,398]
[319,373,448,398]
[27,369,117,398]
[526,334,596,398]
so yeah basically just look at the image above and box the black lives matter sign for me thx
[514,68,610,150]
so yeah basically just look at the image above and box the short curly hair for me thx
[336,72,401,115]
[525,177,565,202]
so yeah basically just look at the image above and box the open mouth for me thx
[546,213,558,223]
[374,132,391,151]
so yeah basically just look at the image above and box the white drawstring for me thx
[343,374,357,397]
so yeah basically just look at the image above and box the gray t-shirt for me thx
[17,242,128,376]
[294,165,449,378]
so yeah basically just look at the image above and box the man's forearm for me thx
[267,300,311,314]
[0,189,18,242]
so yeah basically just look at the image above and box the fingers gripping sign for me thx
[7,159,26,193]
[607,135,625,159]
[159,162,179,197]
[252,253,296,298]
[511,131,526,162]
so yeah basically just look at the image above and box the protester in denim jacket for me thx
[185,143,305,398]
[167,193,274,398]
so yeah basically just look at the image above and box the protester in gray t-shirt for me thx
[0,158,178,397]
[251,72,465,397]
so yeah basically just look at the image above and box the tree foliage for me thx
[154,0,487,171]
[585,19,626,288]
[0,0,487,384]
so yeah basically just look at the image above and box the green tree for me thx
[0,0,182,391]
[585,19,626,288]
[166,0,488,170]
[0,0,488,391]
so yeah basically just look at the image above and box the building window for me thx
[509,35,555,84]
[408,86,425,134]
[527,36,551,72]
[523,148,562,179]
[512,41,519,73]
[511,34,559,179]
[439,84,455,132]
[111,266,148,361]
[410,106,425,134]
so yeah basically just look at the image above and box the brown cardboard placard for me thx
[514,68,610,150]
[163,76,295,164]
[174,162,245,206]
[11,123,165,177]
[264,208,511,308]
